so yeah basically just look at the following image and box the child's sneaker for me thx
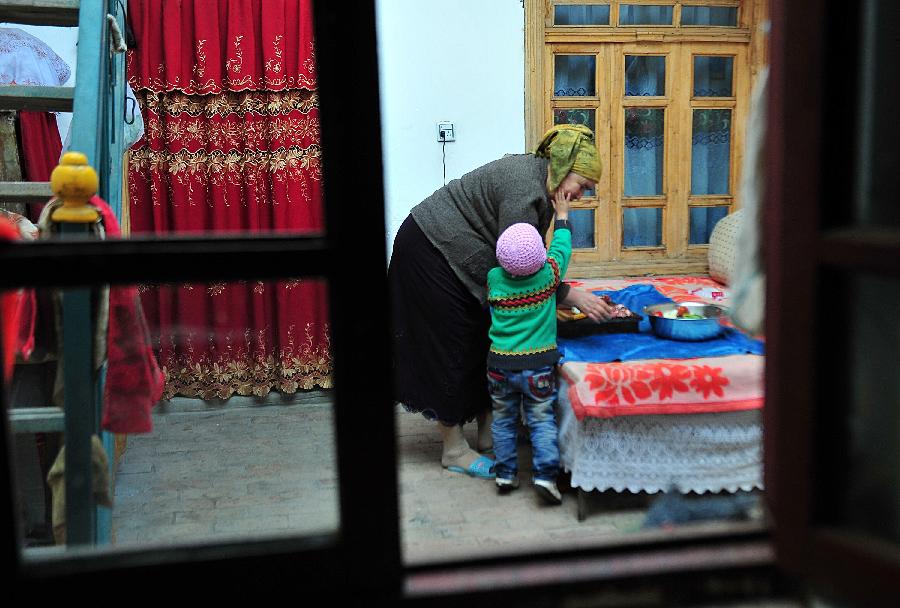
[496,476,520,494]
[534,479,562,505]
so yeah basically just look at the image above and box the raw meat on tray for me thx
[557,295,642,338]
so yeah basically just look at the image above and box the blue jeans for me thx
[487,366,560,482]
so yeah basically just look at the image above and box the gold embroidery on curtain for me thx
[161,322,333,399]
[138,89,318,118]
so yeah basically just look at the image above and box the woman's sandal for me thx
[446,454,496,479]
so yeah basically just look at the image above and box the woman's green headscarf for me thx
[534,124,602,191]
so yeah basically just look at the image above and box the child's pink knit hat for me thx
[496,223,546,276]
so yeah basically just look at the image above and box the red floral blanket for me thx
[559,277,764,419]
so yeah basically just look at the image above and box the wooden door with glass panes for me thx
[531,0,767,277]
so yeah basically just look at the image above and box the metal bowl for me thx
[642,302,728,341]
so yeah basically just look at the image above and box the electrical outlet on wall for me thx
[437,121,455,142]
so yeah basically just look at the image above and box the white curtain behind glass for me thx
[620,5,672,25]
[623,55,665,246]
[690,110,731,241]
[555,55,595,97]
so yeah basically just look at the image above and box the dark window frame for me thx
[4,1,401,599]
[0,1,806,602]
[767,0,900,605]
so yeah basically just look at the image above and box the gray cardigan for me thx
[410,154,556,305]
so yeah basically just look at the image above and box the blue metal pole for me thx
[70,0,108,169]
[59,223,97,547]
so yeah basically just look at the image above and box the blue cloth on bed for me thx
[558,285,765,363]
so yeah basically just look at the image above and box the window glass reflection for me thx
[553,108,596,132]
[625,56,666,96]
[554,4,611,25]
[569,208,596,248]
[682,6,738,26]
[9,279,338,551]
[689,206,729,244]
[624,108,665,196]
[839,274,900,545]
[694,56,734,97]
[554,55,597,96]
[619,4,674,25]
[623,207,663,247]
[692,109,732,195]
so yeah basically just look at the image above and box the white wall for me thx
[0,24,79,141]
[375,0,526,258]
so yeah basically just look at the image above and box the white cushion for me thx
[707,209,744,285]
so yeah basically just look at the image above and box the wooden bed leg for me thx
[577,488,587,522]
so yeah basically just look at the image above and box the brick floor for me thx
[111,392,761,564]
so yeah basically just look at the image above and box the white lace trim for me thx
[558,390,763,494]
[0,28,71,87]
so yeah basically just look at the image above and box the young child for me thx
[486,191,572,504]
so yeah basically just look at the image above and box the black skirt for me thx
[388,215,491,425]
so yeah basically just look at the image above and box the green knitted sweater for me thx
[486,221,571,370]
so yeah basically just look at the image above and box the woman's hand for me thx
[559,288,613,322]
[552,189,570,221]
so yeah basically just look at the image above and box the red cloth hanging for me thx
[90,196,165,433]
[17,110,63,221]
[0,218,22,381]
[18,111,62,181]
[13,109,62,358]
[127,0,331,399]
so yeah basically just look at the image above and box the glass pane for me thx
[681,6,739,26]
[838,274,900,544]
[623,207,663,247]
[10,278,338,551]
[390,189,765,567]
[691,109,732,195]
[553,108,596,132]
[619,4,674,25]
[625,56,666,96]
[694,56,734,97]
[851,3,900,227]
[624,108,665,196]
[569,208,596,248]
[689,206,729,244]
[554,4,611,25]
[554,55,597,96]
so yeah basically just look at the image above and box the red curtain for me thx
[18,110,63,221]
[127,0,331,399]
[18,111,62,181]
